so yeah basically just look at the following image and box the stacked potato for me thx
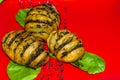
[2,31,49,68]
[2,3,60,68]
[25,3,60,40]
[47,30,85,62]
[2,3,85,68]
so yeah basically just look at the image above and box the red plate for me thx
[0,0,120,80]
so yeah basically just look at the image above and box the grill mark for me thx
[61,52,68,58]
[26,19,57,29]
[29,29,49,34]
[56,37,73,51]
[26,4,60,23]
[26,6,59,27]
[28,11,39,15]
[37,8,59,22]
[36,59,44,67]
[36,7,57,15]
[14,36,35,64]
[46,51,49,56]
[26,22,50,28]
[32,9,57,20]
[36,9,58,23]
[34,6,59,19]
[31,31,48,36]
[43,4,60,27]
[39,14,48,16]
[57,31,70,41]
[35,51,49,67]
[42,4,59,16]
[25,20,53,26]
[27,9,57,22]
[20,38,35,57]
[63,31,69,35]
[13,32,32,53]
[71,43,83,51]
[26,48,44,65]
[61,43,83,58]
[7,32,23,47]
[55,33,73,51]
[36,24,41,28]
[36,57,46,67]
[2,32,11,43]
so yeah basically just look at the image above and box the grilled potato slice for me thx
[2,30,23,60]
[29,50,49,68]
[47,29,85,62]
[47,30,58,54]
[25,3,60,41]
[56,40,84,62]
[2,30,49,68]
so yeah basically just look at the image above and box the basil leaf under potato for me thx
[50,52,105,74]
[71,52,105,74]
[16,9,30,27]
[0,0,3,4]
[7,61,41,80]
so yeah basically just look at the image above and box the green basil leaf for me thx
[7,61,41,80]
[49,52,56,59]
[0,0,3,3]
[16,9,30,27]
[71,52,105,74]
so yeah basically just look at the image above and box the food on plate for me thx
[47,29,85,62]
[25,3,60,40]
[2,30,49,68]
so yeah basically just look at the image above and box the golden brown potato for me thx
[2,30,49,68]
[25,3,60,41]
[47,29,85,62]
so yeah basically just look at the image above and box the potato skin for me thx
[2,30,49,68]
[47,29,85,62]
[25,3,60,41]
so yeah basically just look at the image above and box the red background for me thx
[0,0,120,80]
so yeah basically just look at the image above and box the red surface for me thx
[0,0,120,80]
